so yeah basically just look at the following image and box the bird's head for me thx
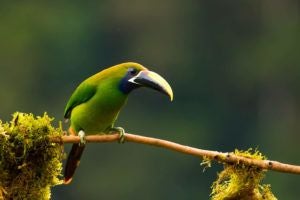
[102,62,173,101]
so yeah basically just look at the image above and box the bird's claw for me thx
[110,127,125,143]
[78,130,86,146]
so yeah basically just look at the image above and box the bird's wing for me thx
[64,82,97,119]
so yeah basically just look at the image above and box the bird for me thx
[63,62,173,184]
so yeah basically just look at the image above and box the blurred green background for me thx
[1,1,300,199]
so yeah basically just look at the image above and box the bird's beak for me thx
[129,70,173,101]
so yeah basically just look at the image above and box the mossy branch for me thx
[0,113,63,200]
[0,112,293,199]
[51,133,300,175]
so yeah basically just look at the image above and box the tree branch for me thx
[50,133,300,175]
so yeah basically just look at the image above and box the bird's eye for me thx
[128,68,138,75]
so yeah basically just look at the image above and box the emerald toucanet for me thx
[64,62,173,184]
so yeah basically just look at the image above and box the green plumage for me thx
[63,62,173,184]
[64,62,146,134]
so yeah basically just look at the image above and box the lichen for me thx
[201,156,212,172]
[0,112,64,200]
[211,149,277,200]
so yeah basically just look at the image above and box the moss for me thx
[0,112,63,200]
[211,149,277,200]
[201,156,212,172]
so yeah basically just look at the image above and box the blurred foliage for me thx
[0,1,299,199]
[0,113,63,200]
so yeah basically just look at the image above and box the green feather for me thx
[64,82,97,119]
[65,63,146,133]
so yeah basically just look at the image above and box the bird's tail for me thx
[64,143,86,184]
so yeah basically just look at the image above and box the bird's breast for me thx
[70,87,128,134]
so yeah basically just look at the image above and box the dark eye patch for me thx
[128,68,138,75]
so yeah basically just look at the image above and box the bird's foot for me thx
[78,130,86,146]
[109,127,125,143]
